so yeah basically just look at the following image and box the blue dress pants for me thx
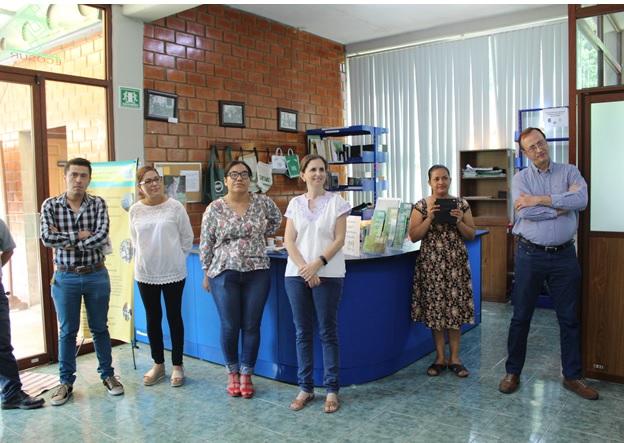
[506,241,582,380]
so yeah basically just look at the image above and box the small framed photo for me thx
[278,108,298,133]
[145,89,178,122]
[219,101,245,127]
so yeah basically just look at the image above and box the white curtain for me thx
[348,21,567,204]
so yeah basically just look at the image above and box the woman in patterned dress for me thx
[409,165,476,377]
[200,161,282,398]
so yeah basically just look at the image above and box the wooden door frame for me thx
[578,89,624,383]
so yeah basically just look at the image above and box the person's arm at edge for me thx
[264,196,283,236]
[1,249,13,267]
[178,203,195,256]
[455,201,476,241]
[200,205,216,292]
[409,203,433,242]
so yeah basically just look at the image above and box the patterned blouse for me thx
[200,193,282,278]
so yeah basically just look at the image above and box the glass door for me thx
[0,73,53,368]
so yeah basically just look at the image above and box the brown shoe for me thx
[563,378,599,400]
[498,374,520,394]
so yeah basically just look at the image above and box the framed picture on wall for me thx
[278,108,298,132]
[219,101,245,127]
[145,89,178,122]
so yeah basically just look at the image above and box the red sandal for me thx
[227,373,240,397]
[240,374,254,399]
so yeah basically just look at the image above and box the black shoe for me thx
[1,391,45,410]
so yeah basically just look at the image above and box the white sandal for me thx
[143,366,165,386]
[171,366,185,387]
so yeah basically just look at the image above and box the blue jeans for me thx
[209,269,271,375]
[51,267,114,385]
[506,241,582,380]
[285,276,343,394]
[0,282,22,401]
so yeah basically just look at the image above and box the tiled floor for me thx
[2,302,623,442]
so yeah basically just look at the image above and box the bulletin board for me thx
[153,162,203,203]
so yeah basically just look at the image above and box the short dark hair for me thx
[225,160,252,176]
[64,158,92,177]
[428,164,450,180]
[518,127,546,151]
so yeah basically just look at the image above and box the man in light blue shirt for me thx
[498,127,599,400]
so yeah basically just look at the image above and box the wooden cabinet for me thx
[459,149,514,302]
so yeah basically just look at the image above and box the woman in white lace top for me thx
[129,166,194,388]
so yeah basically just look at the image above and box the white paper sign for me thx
[343,215,362,257]
[542,107,568,127]
[180,169,200,192]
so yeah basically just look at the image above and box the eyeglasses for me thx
[227,171,250,180]
[523,139,547,154]
[139,176,162,186]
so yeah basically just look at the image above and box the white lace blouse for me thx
[129,198,194,285]
[284,192,351,278]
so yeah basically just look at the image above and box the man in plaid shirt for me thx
[40,158,124,406]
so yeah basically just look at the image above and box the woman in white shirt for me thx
[129,166,194,387]
[284,154,351,413]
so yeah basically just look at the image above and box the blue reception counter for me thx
[134,231,486,386]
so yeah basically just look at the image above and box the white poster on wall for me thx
[542,107,569,127]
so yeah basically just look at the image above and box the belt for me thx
[56,262,106,274]
[518,237,575,252]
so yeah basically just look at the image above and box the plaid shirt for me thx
[40,192,109,267]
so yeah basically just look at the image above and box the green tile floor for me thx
[2,302,623,442]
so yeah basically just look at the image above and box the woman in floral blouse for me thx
[200,160,282,398]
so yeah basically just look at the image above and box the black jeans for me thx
[0,282,22,401]
[137,279,186,366]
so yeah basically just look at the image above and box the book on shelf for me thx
[310,139,344,162]
[462,164,505,177]
[392,202,413,249]
[382,207,399,249]
[362,209,387,254]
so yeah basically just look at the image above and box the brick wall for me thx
[143,5,347,239]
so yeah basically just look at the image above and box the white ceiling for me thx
[229,4,550,45]
[123,4,568,54]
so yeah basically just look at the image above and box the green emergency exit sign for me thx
[119,87,141,109]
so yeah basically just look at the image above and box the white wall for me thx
[111,5,145,165]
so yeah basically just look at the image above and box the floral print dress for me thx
[411,198,475,330]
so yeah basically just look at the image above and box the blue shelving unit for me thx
[515,106,569,170]
[306,125,388,209]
